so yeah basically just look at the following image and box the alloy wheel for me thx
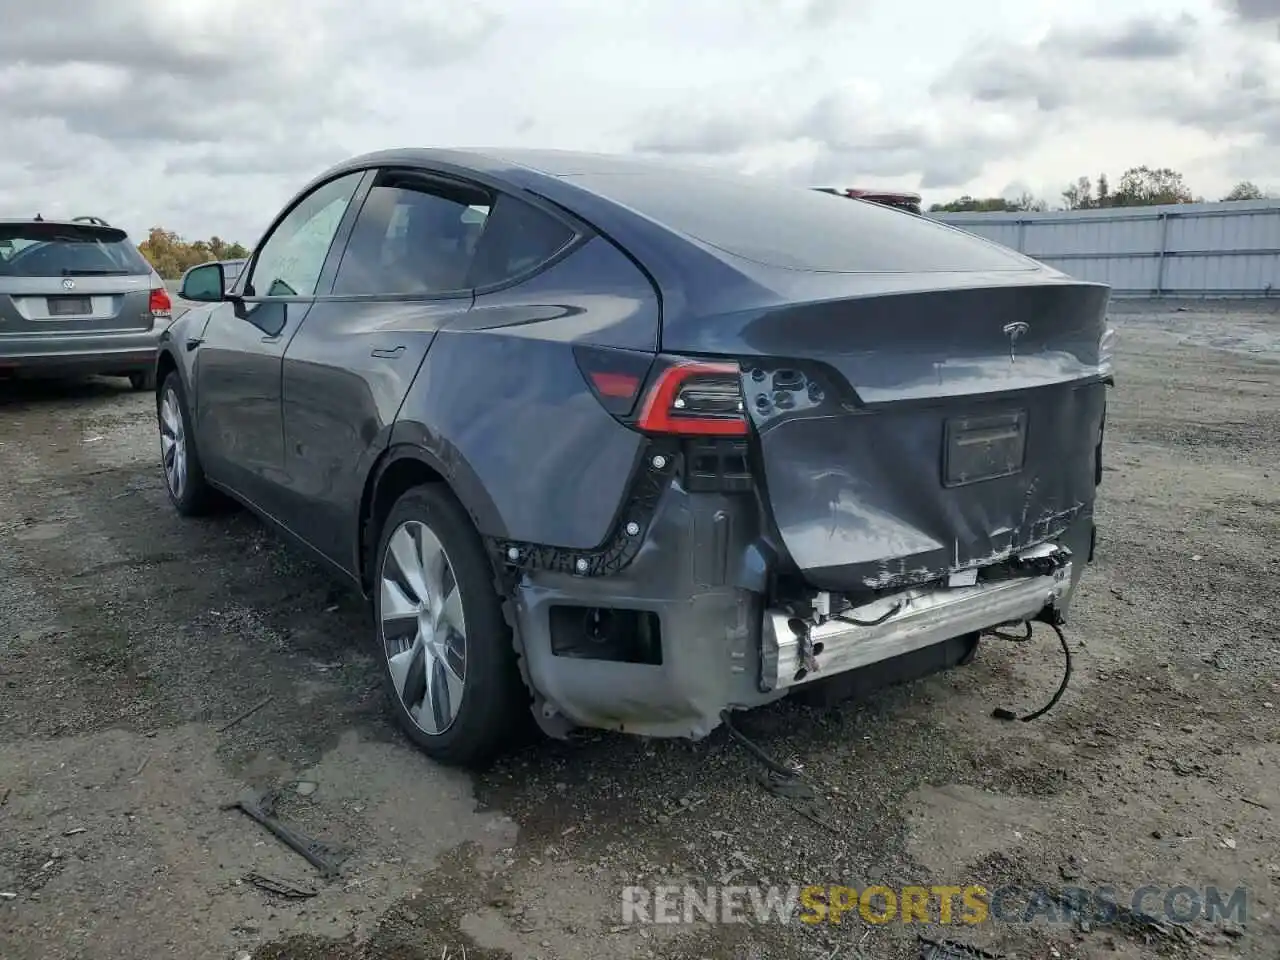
[159,387,187,500]
[379,520,468,735]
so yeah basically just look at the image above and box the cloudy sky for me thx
[1,0,1276,246]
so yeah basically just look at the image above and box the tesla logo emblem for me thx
[1002,321,1030,361]
[62,278,76,290]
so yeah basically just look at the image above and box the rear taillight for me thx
[573,345,654,416]
[149,287,172,320]
[634,360,748,437]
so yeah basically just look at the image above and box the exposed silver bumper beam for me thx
[761,552,1072,692]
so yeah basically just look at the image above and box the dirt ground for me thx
[1,300,1277,960]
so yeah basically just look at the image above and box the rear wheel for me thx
[129,369,156,391]
[158,372,217,516]
[374,484,525,767]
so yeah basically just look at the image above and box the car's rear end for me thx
[646,276,1107,698]
[0,218,172,384]
[507,161,1111,736]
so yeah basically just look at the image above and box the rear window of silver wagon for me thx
[0,223,152,278]
[565,170,1035,274]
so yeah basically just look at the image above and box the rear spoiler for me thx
[2,220,129,243]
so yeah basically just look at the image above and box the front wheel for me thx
[373,484,526,767]
[158,372,217,516]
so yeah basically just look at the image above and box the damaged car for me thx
[156,149,1111,766]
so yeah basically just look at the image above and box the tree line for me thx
[929,167,1269,214]
[137,227,250,280]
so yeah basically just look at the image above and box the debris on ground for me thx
[244,872,318,899]
[222,790,347,878]
[216,695,275,733]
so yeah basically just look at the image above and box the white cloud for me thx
[0,0,1275,245]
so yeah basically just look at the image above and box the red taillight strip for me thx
[634,361,747,436]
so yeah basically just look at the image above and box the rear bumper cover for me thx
[0,329,161,375]
[509,474,1094,740]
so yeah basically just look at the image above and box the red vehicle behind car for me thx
[813,187,923,215]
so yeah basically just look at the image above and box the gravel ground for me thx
[0,300,1277,960]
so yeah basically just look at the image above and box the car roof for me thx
[323,147,751,185]
[291,148,1038,282]
[267,147,1057,338]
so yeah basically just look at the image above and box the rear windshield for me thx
[0,223,152,278]
[567,171,1031,273]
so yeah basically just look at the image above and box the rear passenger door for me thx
[278,169,491,570]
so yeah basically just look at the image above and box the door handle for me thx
[185,337,204,352]
[371,345,405,359]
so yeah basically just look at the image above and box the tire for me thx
[373,484,526,767]
[129,369,156,391]
[158,372,217,516]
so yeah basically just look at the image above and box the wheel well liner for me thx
[358,448,445,592]
[155,349,178,407]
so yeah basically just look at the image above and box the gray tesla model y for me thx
[158,149,1111,767]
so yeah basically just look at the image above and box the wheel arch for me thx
[154,347,180,409]
[356,442,506,596]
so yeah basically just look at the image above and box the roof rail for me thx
[71,215,111,226]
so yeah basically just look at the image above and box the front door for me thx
[195,171,369,514]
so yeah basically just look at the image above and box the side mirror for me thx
[180,262,226,303]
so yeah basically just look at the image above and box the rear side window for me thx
[0,223,151,277]
[466,195,575,289]
[568,170,1032,273]
[332,176,492,296]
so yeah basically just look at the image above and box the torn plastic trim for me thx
[487,440,678,577]
[488,433,760,578]
[760,544,1073,692]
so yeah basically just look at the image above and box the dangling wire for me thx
[985,620,1073,722]
[719,710,840,832]
[832,600,904,628]
[985,621,1033,643]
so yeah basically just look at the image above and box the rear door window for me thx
[332,174,492,296]
[0,223,151,277]
[466,194,575,289]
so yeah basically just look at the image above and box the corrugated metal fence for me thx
[933,199,1280,298]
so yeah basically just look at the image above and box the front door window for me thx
[248,172,364,298]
